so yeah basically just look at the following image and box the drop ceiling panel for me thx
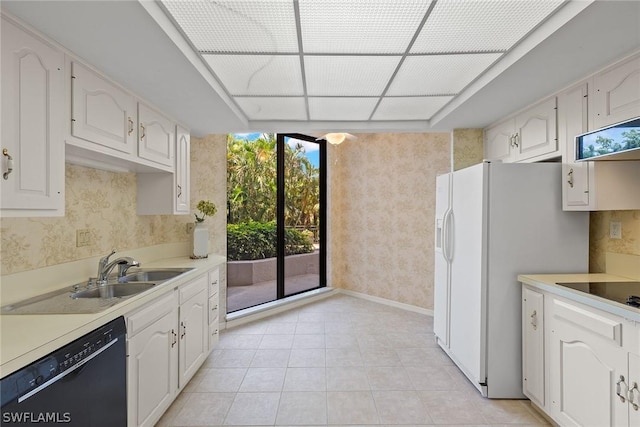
[373,96,453,121]
[162,0,298,53]
[235,97,307,120]
[305,56,402,96]
[309,97,379,121]
[203,55,303,96]
[387,54,502,96]
[412,0,565,53]
[298,0,433,54]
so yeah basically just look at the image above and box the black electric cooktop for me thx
[556,281,640,308]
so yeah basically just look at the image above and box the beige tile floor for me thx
[157,294,549,426]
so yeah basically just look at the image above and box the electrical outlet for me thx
[186,223,195,234]
[76,229,91,247]
[610,221,622,239]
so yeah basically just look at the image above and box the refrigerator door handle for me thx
[443,208,453,262]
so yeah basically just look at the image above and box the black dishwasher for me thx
[1,317,127,426]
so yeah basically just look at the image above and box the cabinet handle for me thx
[140,123,146,141]
[128,117,134,136]
[171,329,177,348]
[567,168,574,188]
[180,321,186,339]
[2,149,14,180]
[509,135,515,148]
[513,133,519,147]
[177,184,182,198]
[629,382,639,411]
[617,375,627,403]
[530,310,537,330]
[212,305,218,312]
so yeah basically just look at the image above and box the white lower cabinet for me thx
[127,269,218,427]
[549,297,628,427]
[178,275,208,388]
[522,283,640,427]
[208,268,220,350]
[127,291,179,427]
[522,287,545,408]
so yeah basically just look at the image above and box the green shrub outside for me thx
[227,221,314,261]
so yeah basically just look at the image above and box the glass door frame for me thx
[276,133,327,299]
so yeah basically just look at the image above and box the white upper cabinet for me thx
[485,119,515,162]
[592,54,640,130]
[138,103,175,168]
[1,16,64,216]
[175,125,191,213]
[71,61,136,154]
[514,97,558,161]
[484,97,559,163]
[560,82,591,210]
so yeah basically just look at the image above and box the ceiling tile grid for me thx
[304,56,402,96]
[298,0,433,54]
[373,96,454,121]
[235,97,307,120]
[203,54,304,96]
[161,0,567,125]
[308,97,379,121]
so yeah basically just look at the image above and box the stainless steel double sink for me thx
[1,268,194,314]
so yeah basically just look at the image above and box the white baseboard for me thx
[337,289,434,316]
[223,287,336,329]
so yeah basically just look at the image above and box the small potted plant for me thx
[191,200,217,259]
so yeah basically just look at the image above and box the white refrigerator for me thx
[433,161,589,398]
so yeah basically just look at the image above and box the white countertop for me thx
[0,254,225,378]
[518,273,640,322]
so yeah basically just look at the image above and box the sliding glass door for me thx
[226,133,326,313]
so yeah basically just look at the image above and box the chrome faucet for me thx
[96,250,140,284]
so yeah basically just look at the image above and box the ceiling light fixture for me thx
[319,133,356,145]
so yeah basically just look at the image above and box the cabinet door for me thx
[560,82,591,210]
[515,97,558,161]
[1,17,64,214]
[138,102,175,167]
[175,125,190,213]
[484,119,515,162]
[592,54,640,130]
[71,61,136,154]
[549,298,628,427]
[630,353,640,426]
[522,287,544,407]
[127,294,179,427]
[179,288,208,388]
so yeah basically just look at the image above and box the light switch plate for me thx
[76,229,91,247]
[610,221,622,239]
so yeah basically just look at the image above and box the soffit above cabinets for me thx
[4,1,639,134]
[160,0,565,124]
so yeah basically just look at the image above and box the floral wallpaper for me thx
[453,128,484,171]
[329,133,451,310]
[0,135,227,276]
[589,210,640,272]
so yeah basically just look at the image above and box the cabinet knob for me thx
[530,310,537,330]
[617,375,627,403]
[629,382,639,411]
[567,168,574,188]
[3,148,14,180]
